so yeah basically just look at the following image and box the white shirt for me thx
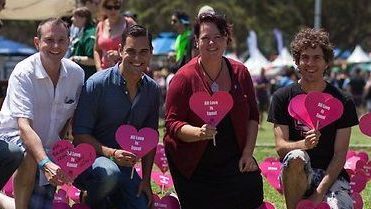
[0,53,84,151]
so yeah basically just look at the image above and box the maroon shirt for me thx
[164,56,259,178]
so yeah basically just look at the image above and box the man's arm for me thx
[18,118,71,185]
[309,127,351,203]
[274,124,319,159]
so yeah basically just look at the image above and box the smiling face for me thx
[34,21,69,65]
[297,46,328,83]
[120,35,152,78]
[197,22,227,61]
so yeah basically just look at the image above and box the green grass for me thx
[157,118,371,209]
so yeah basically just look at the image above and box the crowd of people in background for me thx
[0,0,370,209]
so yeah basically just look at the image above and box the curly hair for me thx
[290,27,334,64]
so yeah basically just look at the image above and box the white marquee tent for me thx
[244,50,270,76]
[346,45,371,63]
[0,0,75,20]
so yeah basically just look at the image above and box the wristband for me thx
[110,149,118,161]
[37,157,51,170]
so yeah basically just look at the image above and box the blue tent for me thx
[0,36,36,56]
[152,32,176,55]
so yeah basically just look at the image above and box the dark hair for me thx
[172,10,190,25]
[194,12,232,44]
[290,27,334,64]
[37,18,69,39]
[121,25,153,50]
[73,7,94,26]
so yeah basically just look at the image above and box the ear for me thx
[33,37,40,50]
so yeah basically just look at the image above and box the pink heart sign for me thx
[154,144,169,173]
[189,91,233,126]
[259,157,281,178]
[152,194,180,209]
[115,125,159,158]
[151,171,174,190]
[289,94,314,128]
[53,189,68,204]
[351,192,363,209]
[359,113,371,137]
[349,172,368,193]
[53,202,71,209]
[296,200,330,209]
[2,176,14,197]
[51,140,96,179]
[305,91,343,130]
[257,201,276,209]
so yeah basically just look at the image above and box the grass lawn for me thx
[157,118,371,209]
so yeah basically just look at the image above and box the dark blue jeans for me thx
[74,156,148,209]
[0,140,24,189]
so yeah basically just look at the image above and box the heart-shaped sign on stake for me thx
[2,176,14,197]
[53,189,68,204]
[152,194,180,209]
[189,91,233,146]
[115,125,159,179]
[349,171,368,193]
[53,202,71,209]
[289,94,314,129]
[296,200,330,209]
[51,140,96,180]
[305,92,343,130]
[154,144,169,173]
[257,202,276,209]
[359,113,371,137]
[151,171,174,194]
[351,192,363,209]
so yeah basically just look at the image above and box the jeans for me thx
[0,140,24,189]
[74,156,148,209]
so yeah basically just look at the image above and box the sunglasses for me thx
[104,5,120,10]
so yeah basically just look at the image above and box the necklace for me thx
[200,60,223,93]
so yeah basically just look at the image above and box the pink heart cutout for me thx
[350,172,368,193]
[151,171,174,190]
[134,163,142,178]
[296,200,330,209]
[53,189,68,204]
[51,141,96,179]
[154,144,169,173]
[289,94,314,128]
[305,92,343,130]
[346,150,357,160]
[53,202,71,209]
[351,192,363,209]
[66,185,81,203]
[257,202,276,209]
[189,91,233,126]
[115,125,159,158]
[259,158,281,178]
[152,194,180,209]
[344,156,366,172]
[2,176,13,197]
[361,161,371,179]
[71,203,90,209]
[359,113,371,137]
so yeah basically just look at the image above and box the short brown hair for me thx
[290,27,334,64]
[36,17,69,39]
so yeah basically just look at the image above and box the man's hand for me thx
[112,149,137,167]
[303,129,321,150]
[239,154,258,173]
[136,180,153,208]
[43,161,72,186]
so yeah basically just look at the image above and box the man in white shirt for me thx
[0,18,84,209]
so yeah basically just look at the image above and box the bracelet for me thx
[37,157,51,170]
[110,149,118,161]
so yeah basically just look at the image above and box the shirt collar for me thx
[34,53,68,79]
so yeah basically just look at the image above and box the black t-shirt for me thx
[267,82,359,180]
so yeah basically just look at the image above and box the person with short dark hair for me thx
[165,13,263,209]
[267,28,358,209]
[73,25,159,209]
[0,17,84,209]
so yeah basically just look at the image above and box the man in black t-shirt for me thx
[267,28,358,209]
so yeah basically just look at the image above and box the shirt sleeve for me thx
[8,69,34,120]
[165,73,189,139]
[267,91,290,125]
[72,78,100,135]
[335,98,359,129]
